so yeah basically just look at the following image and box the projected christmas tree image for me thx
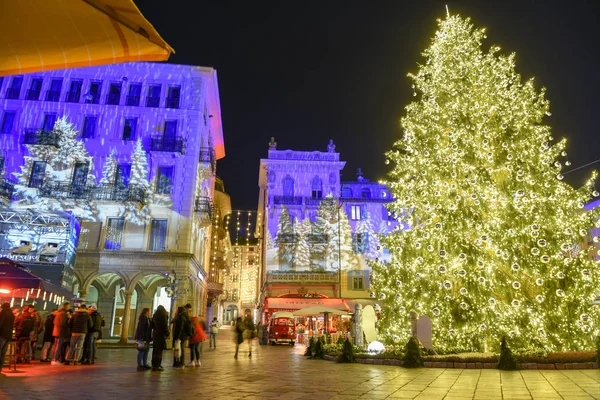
[371,14,600,352]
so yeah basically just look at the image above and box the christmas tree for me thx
[335,208,357,270]
[99,149,118,185]
[356,210,381,260]
[372,14,600,353]
[294,218,312,270]
[277,206,294,269]
[121,139,152,224]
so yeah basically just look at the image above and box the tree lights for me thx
[372,14,600,352]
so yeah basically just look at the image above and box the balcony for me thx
[207,281,224,296]
[126,95,140,106]
[266,271,339,284]
[145,96,160,108]
[308,234,328,244]
[150,136,185,154]
[277,233,298,244]
[40,182,146,204]
[273,196,303,206]
[199,147,215,172]
[25,89,40,101]
[194,196,213,217]
[45,90,60,102]
[0,179,15,201]
[65,91,81,103]
[23,128,60,147]
[340,195,391,203]
[5,88,20,99]
[106,93,120,105]
[304,197,323,206]
[165,97,180,109]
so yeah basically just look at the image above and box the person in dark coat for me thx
[40,309,56,362]
[14,308,34,363]
[66,304,92,365]
[172,306,192,368]
[134,307,153,371]
[0,303,16,373]
[233,316,245,359]
[51,302,70,365]
[81,306,102,365]
[151,305,169,372]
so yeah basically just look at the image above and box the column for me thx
[119,289,134,344]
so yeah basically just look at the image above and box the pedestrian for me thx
[66,304,92,365]
[243,309,255,358]
[40,309,57,362]
[233,316,245,359]
[0,303,15,374]
[151,305,169,372]
[14,307,34,363]
[61,310,73,363]
[81,306,102,365]
[28,305,43,361]
[172,306,193,369]
[209,316,219,348]
[51,302,70,365]
[134,307,153,371]
[187,316,206,367]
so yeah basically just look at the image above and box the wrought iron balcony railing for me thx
[266,271,339,283]
[195,196,213,217]
[165,97,180,109]
[304,197,323,206]
[45,90,60,102]
[0,179,15,201]
[5,88,20,99]
[106,93,120,105]
[40,182,146,204]
[26,89,40,101]
[126,95,140,106]
[150,136,185,154]
[308,233,328,244]
[339,195,391,203]
[146,96,160,108]
[23,128,60,147]
[65,91,81,103]
[277,233,298,244]
[273,196,303,205]
[199,147,216,172]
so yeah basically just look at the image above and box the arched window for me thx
[282,176,294,197]
[341,187,353,198]
[311,176,323,199]
[361,188,371,199]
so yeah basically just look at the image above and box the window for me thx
[115,163,131,187]
[166,85,180,108]
[146,84,161,107]
[71,162,89,195]
[105,218,125,250]
[26,78,43,100]
[350,205,362,221]
[348,270,370,291]
[341,187,352,198]
[382,205,390,221]
[107,83,122,105]
[361,188,371,199]
[1,112,16,134]
[311,176,323,199]
[122,118,137,140]
[163,120,177,140]
[353,233,369,254]
[156,166,173,195]
[66,80,82,103]
[232,274,238,283]
[85,81,102,104]
[29,161,47,188]
[282,176,294,197]
[81,116,97,138]
[6,76,22,99]
[42,113,57,132]
[0,156,5,174]
[149,219,168,251]
[46,78,62,101]
[126,83,141,106]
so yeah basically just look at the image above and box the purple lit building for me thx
[0,62,224,341]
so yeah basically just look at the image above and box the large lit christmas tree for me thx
[372,14,600,352]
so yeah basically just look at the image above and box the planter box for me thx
[424,362,433,368]
[483,363,495,369]
[432,362,446,368]
[555,363,565,370]
[466,363,477,369]
[454,362,466,368]
[475,362,483,369]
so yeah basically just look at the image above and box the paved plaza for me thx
[0,328,598,400]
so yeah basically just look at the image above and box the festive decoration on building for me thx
[372,14,600,352]
[99,149,118,185]
[356,210,381,260]
[121,138,152,225]
[294,218,311,270]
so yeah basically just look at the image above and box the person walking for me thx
[14,308,34,363]
[28,305,43,361]
[81,306,102,365]
[172,306,192,369]
[134,308,153,371]
[187,316,206,367]
[66,304,92,365]
[40,309,56,362]
[0,303,15,374]
[51,302,70,366]
[209,317,219,348]
[243,309,255,358]
[151,305,169,372]
[233,316,244,359]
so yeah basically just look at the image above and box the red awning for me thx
[265,297,350,313]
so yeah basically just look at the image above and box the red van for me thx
[268,311,296,346]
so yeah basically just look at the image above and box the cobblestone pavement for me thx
[0,328,598,400]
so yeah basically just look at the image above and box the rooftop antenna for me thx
[446,5,450,16]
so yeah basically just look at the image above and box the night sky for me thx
[136,0,600,210]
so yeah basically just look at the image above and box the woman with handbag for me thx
[134,308,153,371]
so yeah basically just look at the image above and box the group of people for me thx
[233,310,256,359]
[0,301,104,373]
[136,303,211,372]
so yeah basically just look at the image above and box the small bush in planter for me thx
[337,338,356,363]
[314,337,325,359]
[402,337,423,368]
[337,336,345,345]
[497,337,520,370]
[304,337,315,357]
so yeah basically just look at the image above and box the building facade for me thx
[0,62,224,341]
[256,140,398,323]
